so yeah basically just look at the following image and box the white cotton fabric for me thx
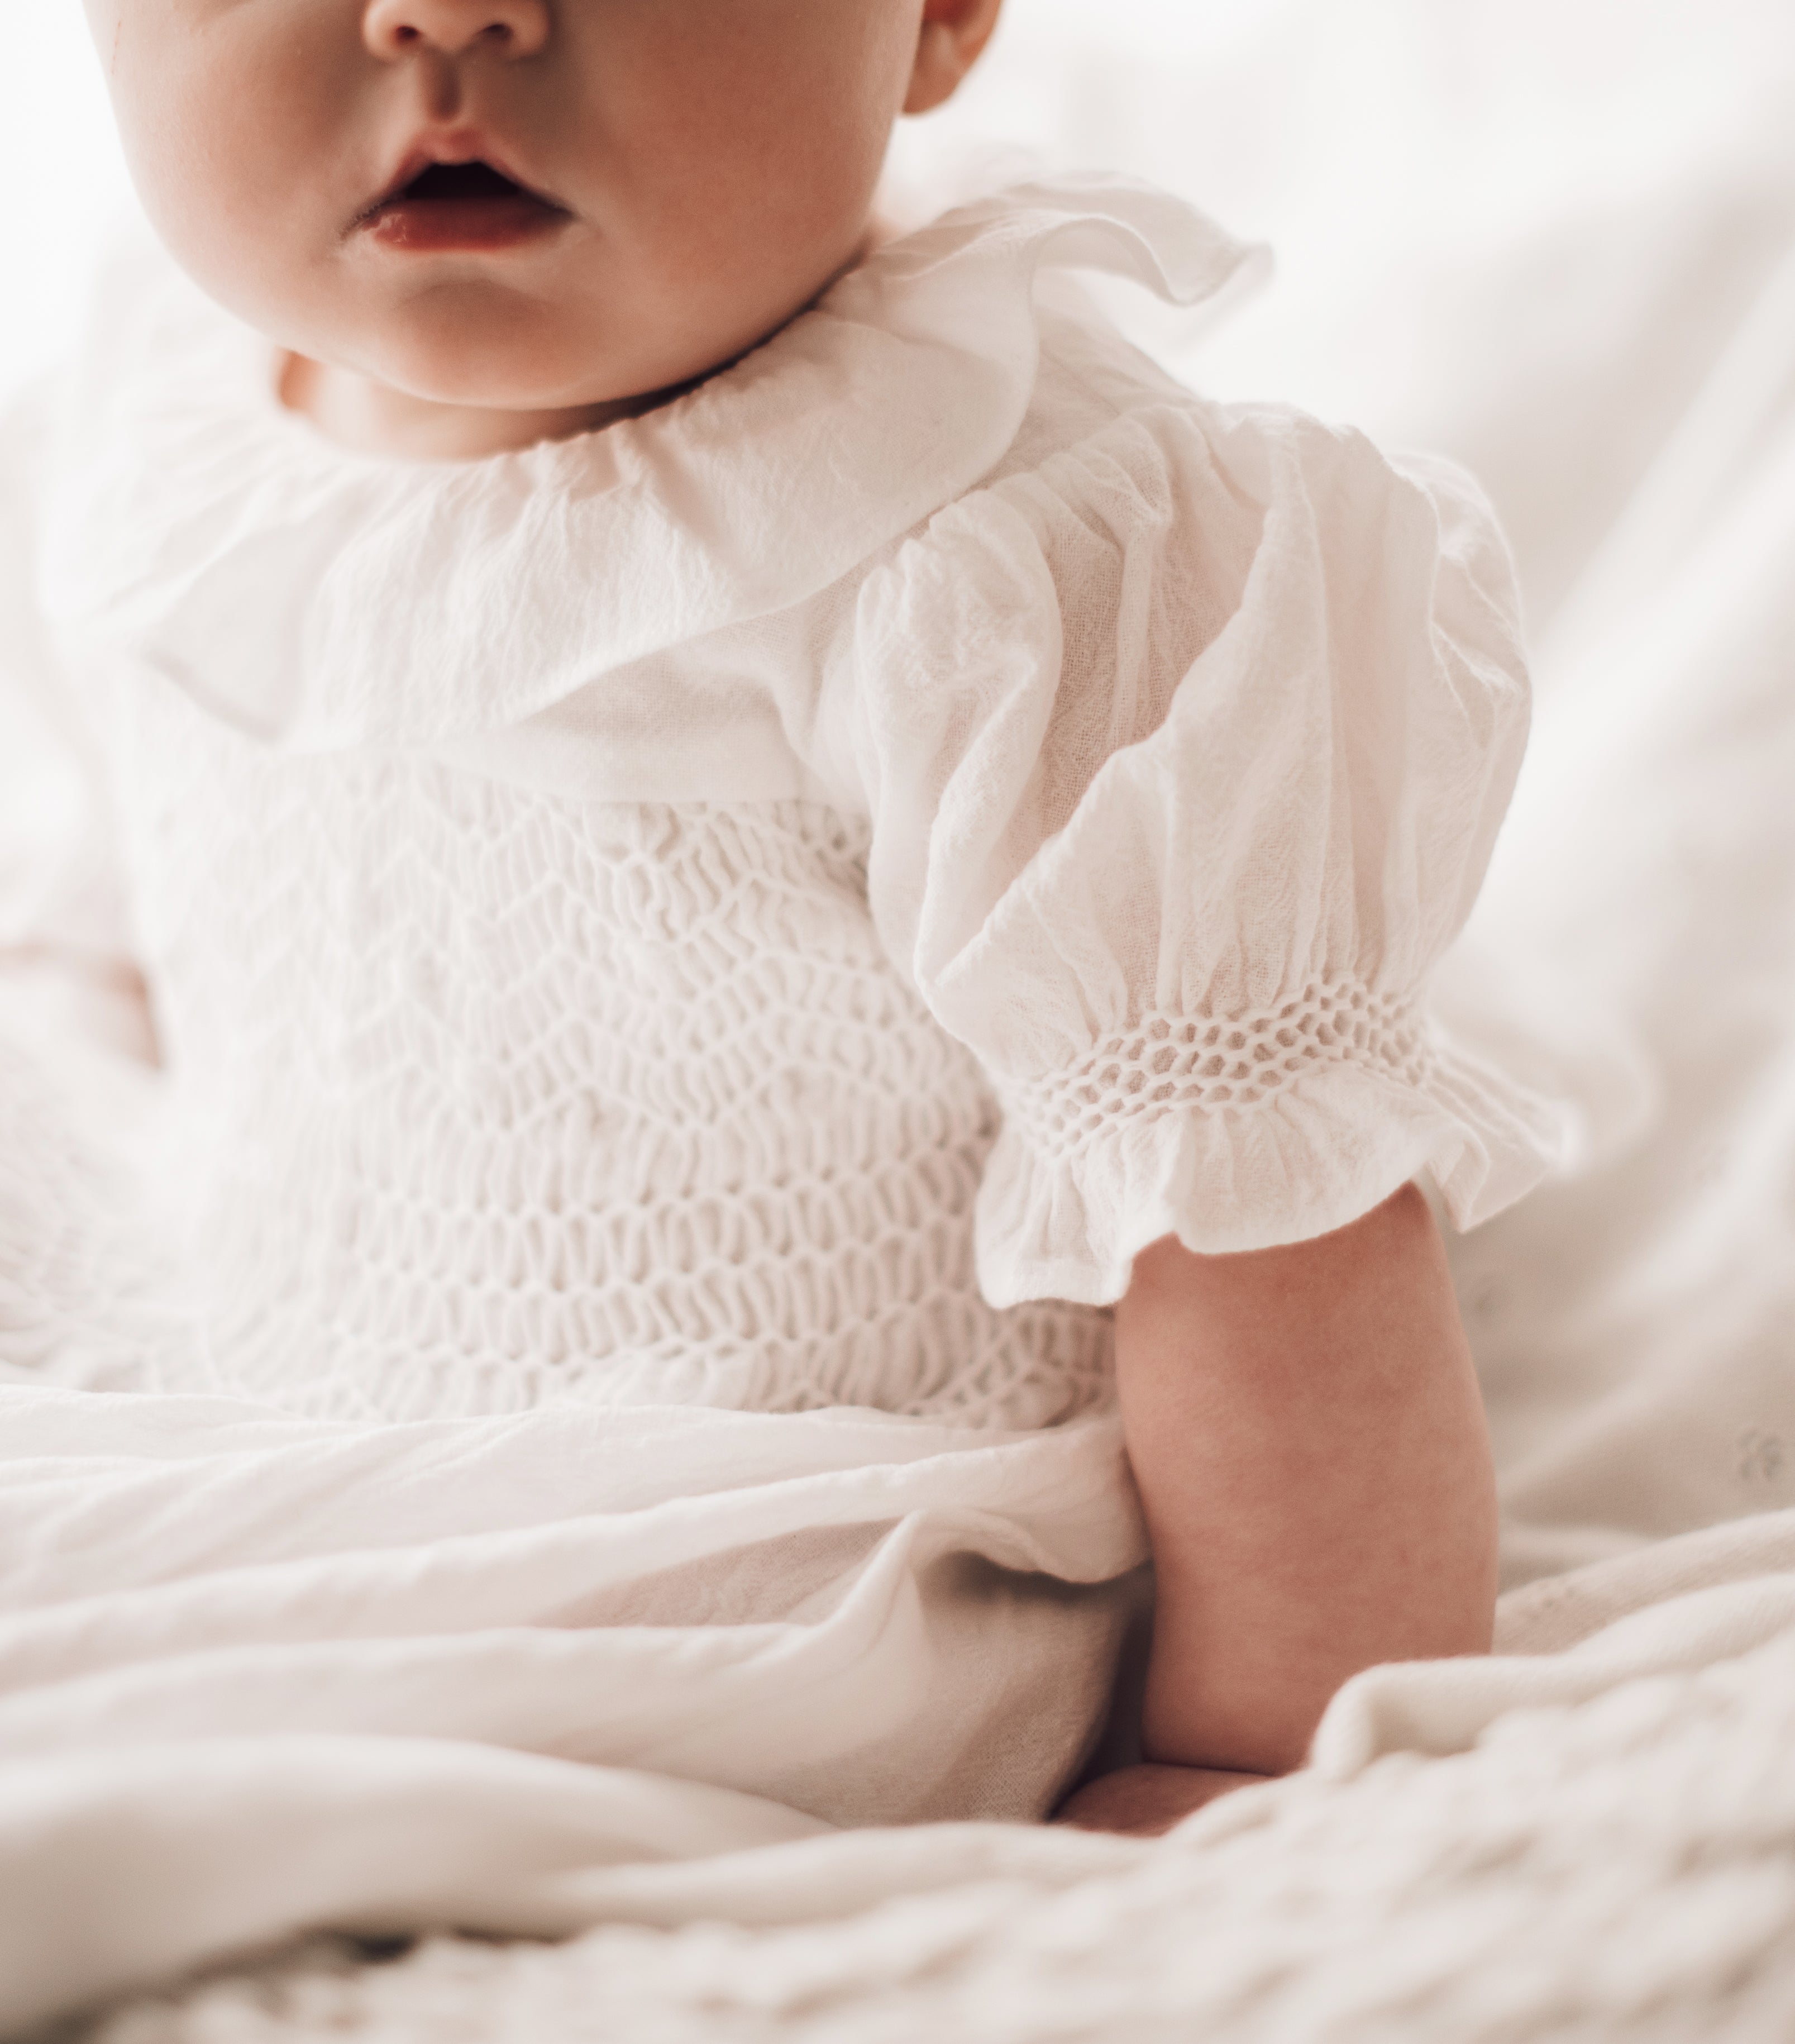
[0,173,1570,2032]
[37,1516,1795,2044]
[18,203,1795,2037]
[1,174,1561,1428]
[0,1383,1148,2033]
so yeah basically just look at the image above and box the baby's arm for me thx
[1061,1181,1496,1833]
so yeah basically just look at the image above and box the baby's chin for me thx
[278,334,690,459]
[328,234,862,424]
[249,234,868,456]
[335,286,790,428]
[349,311,670,417]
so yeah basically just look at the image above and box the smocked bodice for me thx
[121,681,1106,1422]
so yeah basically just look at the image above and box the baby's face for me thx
[85,0,999,446]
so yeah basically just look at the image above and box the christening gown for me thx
[0,175,1554,1420]
[0,174,1563,2024]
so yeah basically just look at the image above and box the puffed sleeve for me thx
[841,396,1568,1307]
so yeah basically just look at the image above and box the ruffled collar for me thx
[38,174,1265,751]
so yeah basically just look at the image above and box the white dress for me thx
[0,173,1559,1426]
[0,178,1568,2022]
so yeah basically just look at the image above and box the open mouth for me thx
[400,161,534,204]
[360,157,570,252]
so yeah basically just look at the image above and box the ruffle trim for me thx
[38,177,1266,756]
[975,1016,1572,1308]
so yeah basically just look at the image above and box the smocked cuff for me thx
[975,996,1570,1309]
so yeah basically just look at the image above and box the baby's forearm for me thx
[1117,1184,1497,1778]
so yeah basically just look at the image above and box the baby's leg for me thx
[1055,1762,1266,1838]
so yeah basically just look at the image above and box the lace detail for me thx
[95,679,1110,1428]
[1001,981,1430,1161]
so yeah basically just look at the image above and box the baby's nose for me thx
[362,0,550,61]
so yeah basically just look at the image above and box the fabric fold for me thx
[34,177,1266,755]
[977,1025,1568,1305]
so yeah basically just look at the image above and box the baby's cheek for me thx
[595,8,901,308]
[102,0,367,346]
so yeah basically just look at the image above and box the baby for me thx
[3,0,1559,1843]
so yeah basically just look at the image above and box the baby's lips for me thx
[356,131,569,226]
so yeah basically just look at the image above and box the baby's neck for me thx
[279,355,667,463]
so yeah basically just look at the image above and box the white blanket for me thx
[51,1517,1795,2043]
[20,1493,1795,2041]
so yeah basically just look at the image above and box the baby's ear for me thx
[904,0,1005,115]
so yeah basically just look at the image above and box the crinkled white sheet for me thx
[12,6,1795,2039]
[58,1519,1795,2044]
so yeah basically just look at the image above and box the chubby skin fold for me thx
[79,0,1502,1837]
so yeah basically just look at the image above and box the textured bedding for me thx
[51,1517,1795,2042]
